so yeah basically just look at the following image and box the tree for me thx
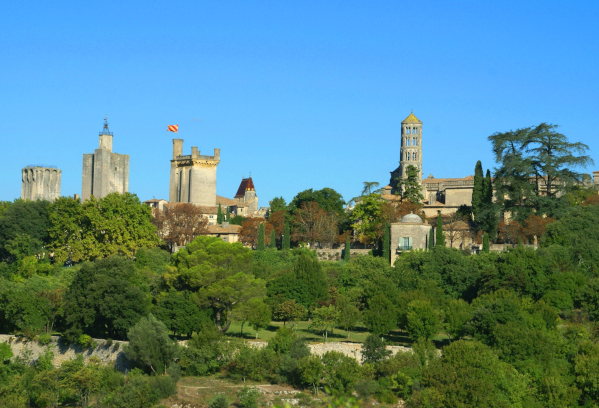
[482,232,490,253]
[273,300,306,328]
[399,165,424,204]
[230,215,246,226]
[239,218,272,249]
[62,256,149,341]
[269,229,276,249]
[225,207,230,222]
[217,204,223,224]
[310,305,339,342]
[361,181,381,196]
[344,235,351,261]
[336,294,360,339]
[154,290,211,337]
[289,188,346,216]
[298,355,324,394]
[269,197,288,214]
[443,298,471,341]
[522,214,554,245]
[362,334,392,364]
[291,202,338,248]
[321,351,361,394]
[435,213,445,247]
[153,203,208,253]
[0,199,51,261]
[472,161,484,221]
[489,123,594,221]
[429,226,434,249]
[406,300,440,341]
[124,314,179,374]
[257,223,265,251]
[383,221,390,263]
[231,298,271,338]
[363,294,396,336]
[283,221,291,250]
[171,236,265,332]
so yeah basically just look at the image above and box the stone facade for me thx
[82,119,130,201]
[21,166,61,202]
[232,176,259,216]
[390,213,432,265]
[169,139,220,207]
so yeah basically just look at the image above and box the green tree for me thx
[0,199,51,261]
[153,290,211,337]
[269,197,288,214]
[283,221,291,250]
[349,193,384,245]
[230,215,246,226]
[172,236,265,332]
[443,298,471,341]
[428,226,434,249]
[62,256,149,341]
[472,161,484,221]
[482,233,490,253]
[435,213,445,247]
[273,299,306,328]
[257,223,265,251]
[363,294,396,336]
[383,221,390,263]
[289,188,346,216]
[269,229,276,249]
[232,298,271,338]
[217,204,223,224]
[124,314,179,374]
[400,165,424,204]
[336,294,360,339]
[406,300,440,341]
[362,334,391,364]
[344,235,351,261]
[321,351,361,395]
[225,207,230,222]
[298,355,324,394]
[310,305,339,342]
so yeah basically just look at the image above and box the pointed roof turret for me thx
[235,176,256,198]
[402,111,422,124]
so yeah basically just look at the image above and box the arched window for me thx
[413,152,416,160]
[413,128,418,134]
[406,128,411,134]
[407,138,411,146]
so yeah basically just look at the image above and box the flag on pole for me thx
[167,125,179,133]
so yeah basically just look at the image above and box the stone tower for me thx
[21,165,61,202]
[390,111,423,193]
[81,118,130,201]
[169,139,220,206]
[234,176,259,214]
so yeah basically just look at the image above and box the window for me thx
[406,128,411,134]
[413,137,418,146]
[407,138,411,146]
[398,237,412,250]
[413,152,417,160]
[413,128,418,134]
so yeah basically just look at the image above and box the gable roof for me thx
[216,195,237,207]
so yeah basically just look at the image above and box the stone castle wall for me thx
[315,249,371,261]
[21,166,61,202]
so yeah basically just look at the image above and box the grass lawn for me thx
[224,320,450,347]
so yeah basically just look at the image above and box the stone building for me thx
[389,111,423,193]
[207,222,242,243]
[390,213,432,265]
[231,176,259,217]
[21,165,61,202]
[169,139,220,207]
[82,119,129,201]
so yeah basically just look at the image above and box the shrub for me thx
[106,338,113,347]
[209,394,229,408]
[237,386,261,408]
[78,334,93,349]
[37,333,52,346]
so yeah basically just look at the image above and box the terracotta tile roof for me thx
[144,198,167,203]
[235,177,256,198]
[216,195,237,207]
[422,175,474,183]
[197,206,219,214]
[207,224,242,234]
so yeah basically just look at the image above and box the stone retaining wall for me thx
[315,249,371,261]
[0,334,129,371]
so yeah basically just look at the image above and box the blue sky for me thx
[1,1,598,205]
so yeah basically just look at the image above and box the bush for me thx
[237,386,261,408]
[106,338,113,347]
[209,394,229,408]
[37,333,52,346]
[78,334,94,349]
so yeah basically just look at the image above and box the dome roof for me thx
[401,213,423,223]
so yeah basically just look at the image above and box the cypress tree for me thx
[283,222,291,250]
[429,226,435,249]
[257,223,265,251]
[482,169,497,239]
[472,161,484,222]
[383,222,390,263]
[482,233,490,253]
[270,229,276,249]
[436,213,445,247]
[344,235,351,261]
[225,207,230,222]
[216,204,223,224]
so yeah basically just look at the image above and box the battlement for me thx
[172,139,220,164]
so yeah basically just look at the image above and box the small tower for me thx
[21,165,61,202]
[234,176,259,215]
[390,111,423,193]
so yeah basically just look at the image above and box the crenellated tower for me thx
[169,139,220,206]
[390,111,423,193]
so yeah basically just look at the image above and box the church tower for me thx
[390,112,423,193]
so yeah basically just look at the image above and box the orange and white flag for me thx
[167,125,179,133]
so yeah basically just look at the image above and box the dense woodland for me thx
[1,124,599,407]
